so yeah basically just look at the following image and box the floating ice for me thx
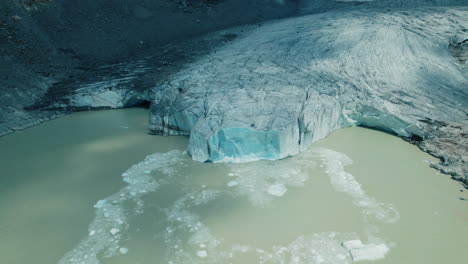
[59,150,186,264]
[314,148,399,223]
[267,183,287,197]
[311,148,395,262]
[196,250,208,258]
[258,233,353,264]
[61,147,397,264]
[164,189,222,263]
[227,180,239,187]
[342,240,389,262]
[94,200,106,209]
[225,154,314,206]
[342,240,363,250]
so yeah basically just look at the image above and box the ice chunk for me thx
[119,247,129,254]
[268,183,287,197]
[110,228,120,235]
[94,200,106,209]
[342,240,389,262]
[342,240,363,250]
[196,250,208,258]
[350,244,389,262]
[227,180,239,187]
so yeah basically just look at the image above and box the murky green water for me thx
[0,109,466,264]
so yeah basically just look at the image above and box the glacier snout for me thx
[149,7,467,181]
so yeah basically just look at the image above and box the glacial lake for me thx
[0,108,466,264]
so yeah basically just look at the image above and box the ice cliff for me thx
[149,6,467,182]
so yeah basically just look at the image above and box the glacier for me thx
[2,0,465,183]
[149,5,467,182]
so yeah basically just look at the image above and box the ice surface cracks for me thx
[149,8,467,177]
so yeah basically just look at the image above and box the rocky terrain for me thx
[1,0,467,185]
[1,0,298,135]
